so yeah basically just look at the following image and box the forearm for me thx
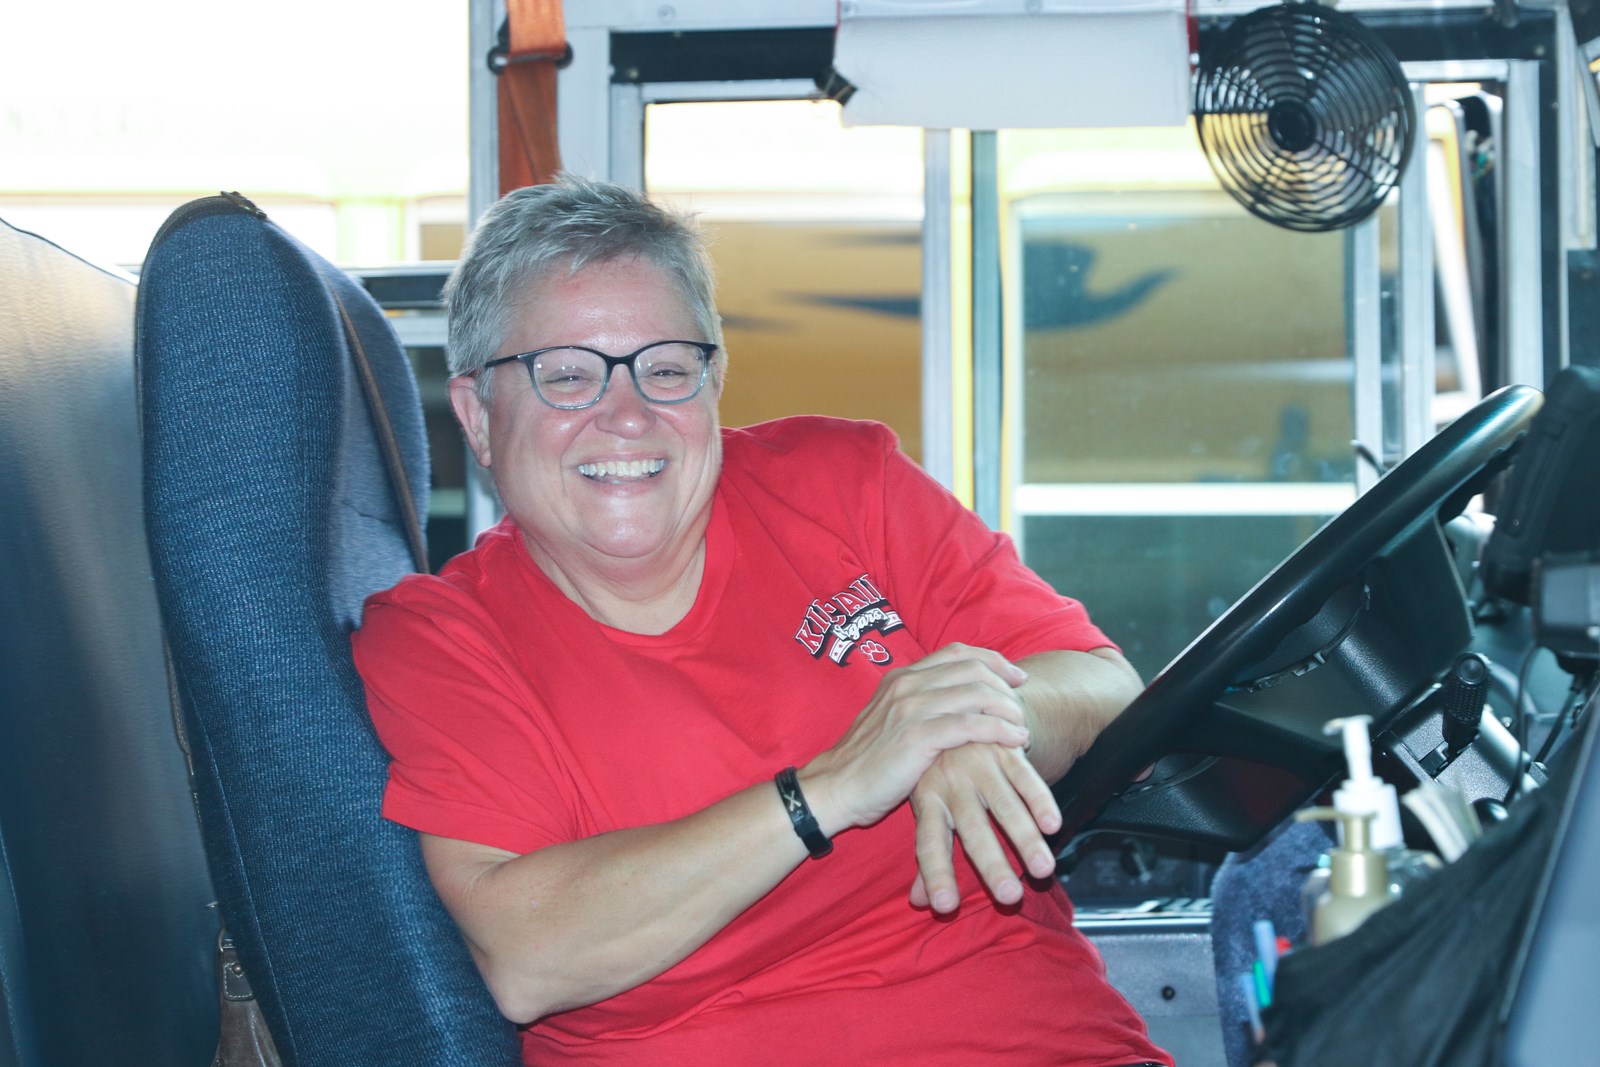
[428,778,808,1024]
[1014,647,1144,784]
[430,646,1035,1022]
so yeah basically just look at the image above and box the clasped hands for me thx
[801,643,1065,917]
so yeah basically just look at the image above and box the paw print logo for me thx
[859,640,892,665]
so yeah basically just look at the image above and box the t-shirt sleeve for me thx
[866,424,1115,659]
[352,580,582,856]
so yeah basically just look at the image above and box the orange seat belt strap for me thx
[497,0,567,194]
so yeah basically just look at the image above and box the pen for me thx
[1252,958,1273,1010]
[1253,918,1280,987]
[1240,971,1264,1045]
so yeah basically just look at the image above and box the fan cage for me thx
[1194,3,1417,232]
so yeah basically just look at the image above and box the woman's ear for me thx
[448,376,493,468]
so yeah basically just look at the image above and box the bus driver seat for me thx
[136,194,518,1066]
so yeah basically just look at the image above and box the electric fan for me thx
[1194,0,1416,232]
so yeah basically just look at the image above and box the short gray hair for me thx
[444,175,724,398]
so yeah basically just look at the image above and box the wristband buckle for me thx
[775,766,832,859]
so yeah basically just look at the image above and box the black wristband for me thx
[775,766,832,859]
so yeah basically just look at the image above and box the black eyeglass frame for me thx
[480,340,718,410]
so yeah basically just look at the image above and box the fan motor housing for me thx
[1267,99,1320,153]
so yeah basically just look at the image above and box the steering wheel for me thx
[1051,384,1544,851]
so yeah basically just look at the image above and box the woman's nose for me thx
[592,364,654,433]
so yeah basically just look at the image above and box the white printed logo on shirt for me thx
[793,574,904,666]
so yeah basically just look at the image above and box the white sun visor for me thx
[833,0,1194,130]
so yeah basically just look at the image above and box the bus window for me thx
[643,99,925,462]
[995,126,1355,679]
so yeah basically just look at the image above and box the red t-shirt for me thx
[354,416,1170,1066]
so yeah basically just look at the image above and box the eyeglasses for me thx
[481,340,717,410]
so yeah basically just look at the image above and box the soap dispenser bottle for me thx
[1294,807,1393,945]
[1301,715,1442,923]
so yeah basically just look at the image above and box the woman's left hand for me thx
[907,646,1142,915]
[907,741,1062,914]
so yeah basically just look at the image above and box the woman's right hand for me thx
[798,643,1032,835]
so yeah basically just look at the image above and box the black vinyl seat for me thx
[0,218,217,1066]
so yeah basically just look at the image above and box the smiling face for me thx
[449,255,723,595]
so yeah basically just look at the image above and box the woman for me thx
[353,176,1170,1066]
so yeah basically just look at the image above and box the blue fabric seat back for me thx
[136,196,518,1067]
